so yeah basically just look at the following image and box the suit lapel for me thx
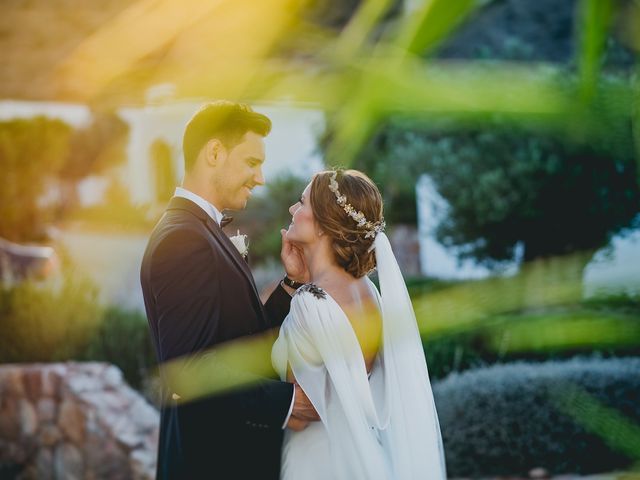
[204,217,258,292]
[203,217,269,329]
[166,197,261,301]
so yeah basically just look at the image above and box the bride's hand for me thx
[291,383,320,422]
[280,229,309,283]
[286,415,309,432]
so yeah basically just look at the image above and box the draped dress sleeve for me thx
[271,284,391,480]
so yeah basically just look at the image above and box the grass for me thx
[484,308,640,354]
[411,272,640,379]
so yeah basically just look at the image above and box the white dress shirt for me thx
[171,186,296,429]
[173,187,224,225]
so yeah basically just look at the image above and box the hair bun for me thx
[310,169,384,278]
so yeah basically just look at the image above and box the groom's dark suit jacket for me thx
[140,197,294,480]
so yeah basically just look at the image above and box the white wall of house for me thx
[118,102,190,205]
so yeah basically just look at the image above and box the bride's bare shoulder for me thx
[322,277,382,369]
[321,278,378,313]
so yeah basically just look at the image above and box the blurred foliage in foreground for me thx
[410,251,640,378]
[0,0,638,476]
[423,293,640,380]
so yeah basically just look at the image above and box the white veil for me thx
[373,232,447,479]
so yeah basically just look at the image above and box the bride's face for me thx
[286,183,319,244]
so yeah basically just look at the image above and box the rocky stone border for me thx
[0,362,158,479]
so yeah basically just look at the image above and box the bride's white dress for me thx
[271,233,446,480]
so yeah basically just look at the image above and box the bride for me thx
[271,169,446,480]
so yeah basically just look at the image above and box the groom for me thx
[140,101,318,480]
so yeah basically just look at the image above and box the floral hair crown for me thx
[328,171,386,239]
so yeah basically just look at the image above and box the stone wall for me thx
[0,363,159,480]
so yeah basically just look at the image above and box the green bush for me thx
[0,275,157,396]
[81,306,157,393]
[433,356,640,476]
[419,293,640,380]
[0,273,102,362]
[424,331,490,380]
[0,117,72,241]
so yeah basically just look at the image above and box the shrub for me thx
[433,357,640,476]
[0,117,72,241]
[424,331,490,380]
[0,274,157,398]
[419,293,640,380]
[0,273,102,362]
[81,306,157,393]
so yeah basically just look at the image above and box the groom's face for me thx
[213,131,266,210]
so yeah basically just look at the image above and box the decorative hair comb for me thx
[328,171,385,239]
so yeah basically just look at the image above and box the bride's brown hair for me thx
[309,169,384,278]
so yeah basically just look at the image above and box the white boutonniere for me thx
[229,230,249,258]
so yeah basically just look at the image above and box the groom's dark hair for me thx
[183,101,272,171]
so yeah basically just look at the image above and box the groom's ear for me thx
[204,138,226,167]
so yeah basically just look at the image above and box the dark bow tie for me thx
[220,214,234,228]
